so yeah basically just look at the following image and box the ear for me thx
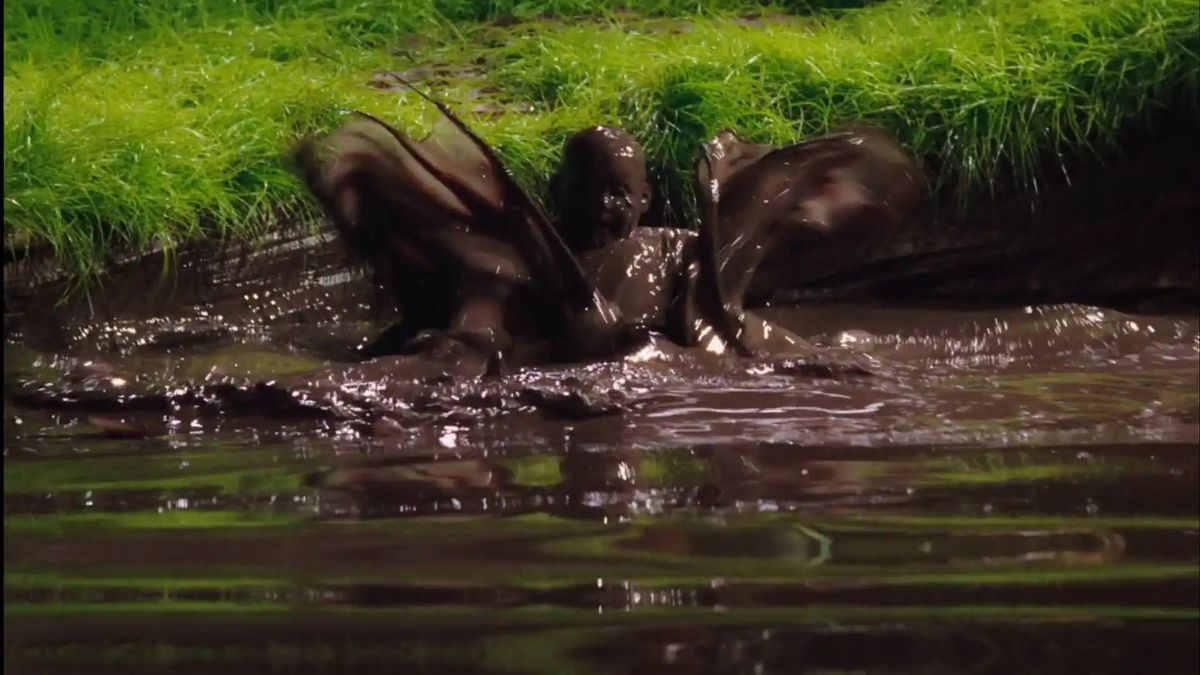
[630,175,652,222]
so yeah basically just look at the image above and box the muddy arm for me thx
[705,128,922,310]
[688,146,754,356]
[295,85,629,361]
[683,127,920,354]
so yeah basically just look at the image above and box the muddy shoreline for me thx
[8,109,1198,325]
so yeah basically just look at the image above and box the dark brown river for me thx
[4,231,1198,673]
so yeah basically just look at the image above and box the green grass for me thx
[4,0,1197,280]
[3,511,306,535]
[3,448,313,495]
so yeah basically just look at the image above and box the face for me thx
[553,126,651,252]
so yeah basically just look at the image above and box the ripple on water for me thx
[4,245,1198,673]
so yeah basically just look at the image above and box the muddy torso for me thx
[579,227,697,332]
[576,227,817,356]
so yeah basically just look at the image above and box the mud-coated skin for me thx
[579,228,693,332]
[294,100,631,365]
[573,127,922,355]
[295,83,920,363]
[701,127,923,316]
[581,227,816,356]
[551,126,652,253]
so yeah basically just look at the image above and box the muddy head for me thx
[551,126,652,253]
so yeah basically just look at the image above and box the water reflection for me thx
[5,437,1198,674]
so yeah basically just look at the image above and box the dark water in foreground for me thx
[4,237,1199,673]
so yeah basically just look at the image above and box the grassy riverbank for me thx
[4,0,1198,279]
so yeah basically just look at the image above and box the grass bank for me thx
[4,0,1197,279]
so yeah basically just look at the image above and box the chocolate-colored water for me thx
[4,231,1198,674]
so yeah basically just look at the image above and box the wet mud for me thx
[5,227,1198,672]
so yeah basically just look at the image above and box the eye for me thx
[602,190,633,208]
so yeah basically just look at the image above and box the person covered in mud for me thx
[294,83,922,369]
[546,121,922,355]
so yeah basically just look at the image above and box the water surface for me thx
[5,235,1198,673]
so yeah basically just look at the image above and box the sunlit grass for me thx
[4,0,1197,279]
